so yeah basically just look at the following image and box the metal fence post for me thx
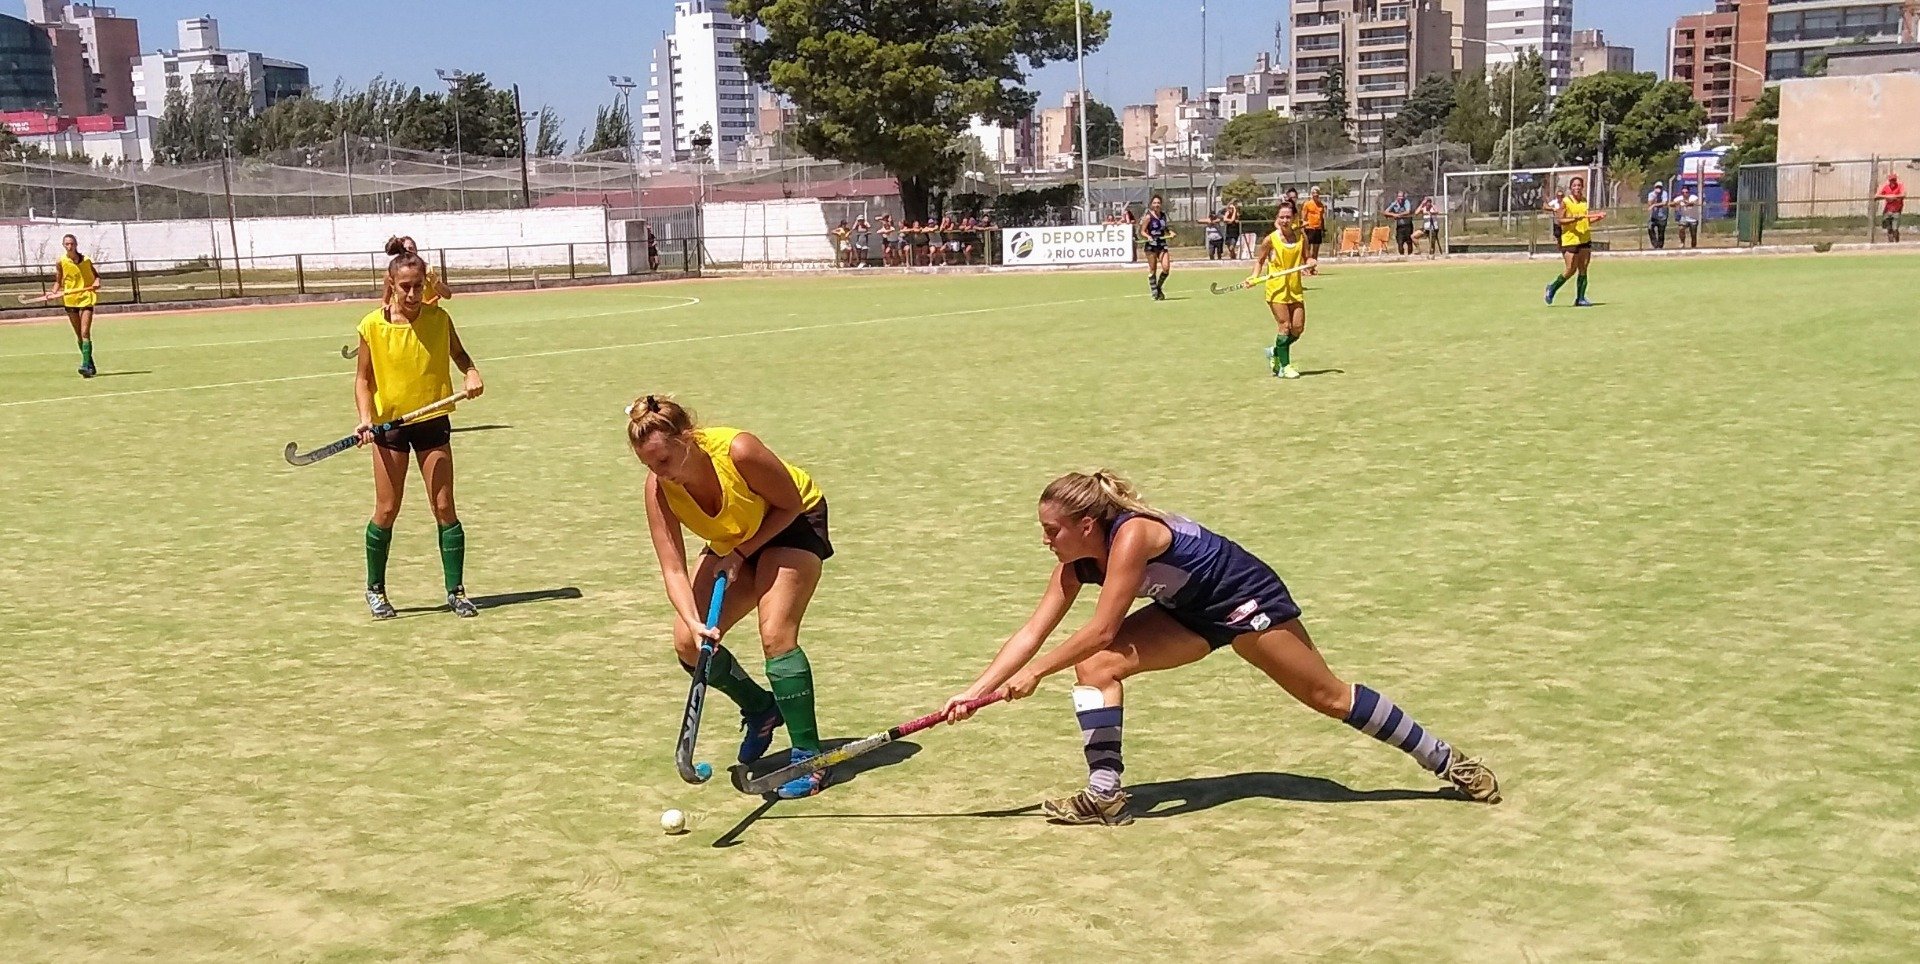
[505,246,514,284]
[295,253,306,295]
[129,260,141,304]
[568,243,577,280]
[439,248,450,289]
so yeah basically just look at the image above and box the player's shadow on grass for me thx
[393,586,583,616]
[714,738,932,848]
[91,370,152,378]
[1295,368,1345,377]
[450,424,511,434]
[1127,771,1459,819]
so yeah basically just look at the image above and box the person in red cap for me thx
[1878,173,1906,243]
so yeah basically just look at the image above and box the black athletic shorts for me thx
[1560,242,1594,253]
[744,500,834,563]
[1395,221,1415,240]
[373,415,451,453]
[1305,228,1325,246]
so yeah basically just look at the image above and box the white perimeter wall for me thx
[1,207,613,271]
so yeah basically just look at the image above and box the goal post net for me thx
[1442,165,1596,253]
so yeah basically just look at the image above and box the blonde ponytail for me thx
[1040,469,1160,525]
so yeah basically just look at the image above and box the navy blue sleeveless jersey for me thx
[1144,213,1170,251]
[1072,511,1301,648]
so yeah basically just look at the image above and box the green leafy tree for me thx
[1074,97,1122,159]
[1492,121,1563,169]
[1445,70,1502,163]
[1316,62,1351,135]
[1492,49,1551,134]
[1214,110,1349,160]
[1719,85,1778,182]
[1221,174,1266,207]
[588,100,635,153]
[731,0,1112,223]
[1545,71,1656,163]
[1613,80,1706,167]
[1385,73,1455,147]
[249,95,339,153]
[153,80,256,162]
[534,107,568,157]
[691,122,715,164]
[0,124,20,159]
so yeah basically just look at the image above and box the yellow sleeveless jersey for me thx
[356,304,456,422]
[660,427,824,556]
[58,255,98,309]
[1557,196,1592,247]
[1263,230,1307,304]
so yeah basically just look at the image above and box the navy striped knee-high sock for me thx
[1343,684,1452,774]
[1076,704,1125,796]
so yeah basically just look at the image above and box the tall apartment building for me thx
[0,12,58,111]
[130,16,309,115]
[641,0,756,162]
[1670,3,1743,124]
[1762,0,1908,79]
[1666,1,1905,126]
[1571,27,1634,77]
[25,2,138,116]
[1485,0,1575,96]
[1290,0,1458,147]
[1439,0,1488,74]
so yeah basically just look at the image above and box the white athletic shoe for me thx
[1281,366,1301,379]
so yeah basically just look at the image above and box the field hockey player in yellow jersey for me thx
[353,238,485,619]
[1544,175,1606,308]
[50,234,102,377]
[388,236,451,305]
[628,396,835,799]
[1249,200,1316,379]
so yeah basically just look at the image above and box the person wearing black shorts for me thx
[1141,194,1173,300]
[354,239,486,620]
[942,470,1502,826]
[629,393,838,800]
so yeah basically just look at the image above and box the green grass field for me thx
[3,253,1918,961]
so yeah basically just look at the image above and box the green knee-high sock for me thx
[1575,274,1589,301]
[437,521,465,593]
[79,340,93,367]
[766,648,820,752]
[365,522,393,589]
[1547,274,1568,296]
[1272,333,1291,371]
[684,645,774,715]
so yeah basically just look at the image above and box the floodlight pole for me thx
[1075,1,1092,224]
[609,75,640,215]
[514,84,533,208]
[437,68,469,211]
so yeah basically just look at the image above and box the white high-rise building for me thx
[641,0,756,162]
[1485,0,1574,98]
[130,16,309,116]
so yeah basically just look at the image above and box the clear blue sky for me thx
[117,0,1703,138]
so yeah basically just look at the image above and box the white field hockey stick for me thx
[16,290,63,305]
[282,390,468,466]
[341,344,359,359]
[1210,261,1313,295]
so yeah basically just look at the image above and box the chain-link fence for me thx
[0,237,700,308]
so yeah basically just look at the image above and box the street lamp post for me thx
[436,68,469,211]
[1461,37,1520,220]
